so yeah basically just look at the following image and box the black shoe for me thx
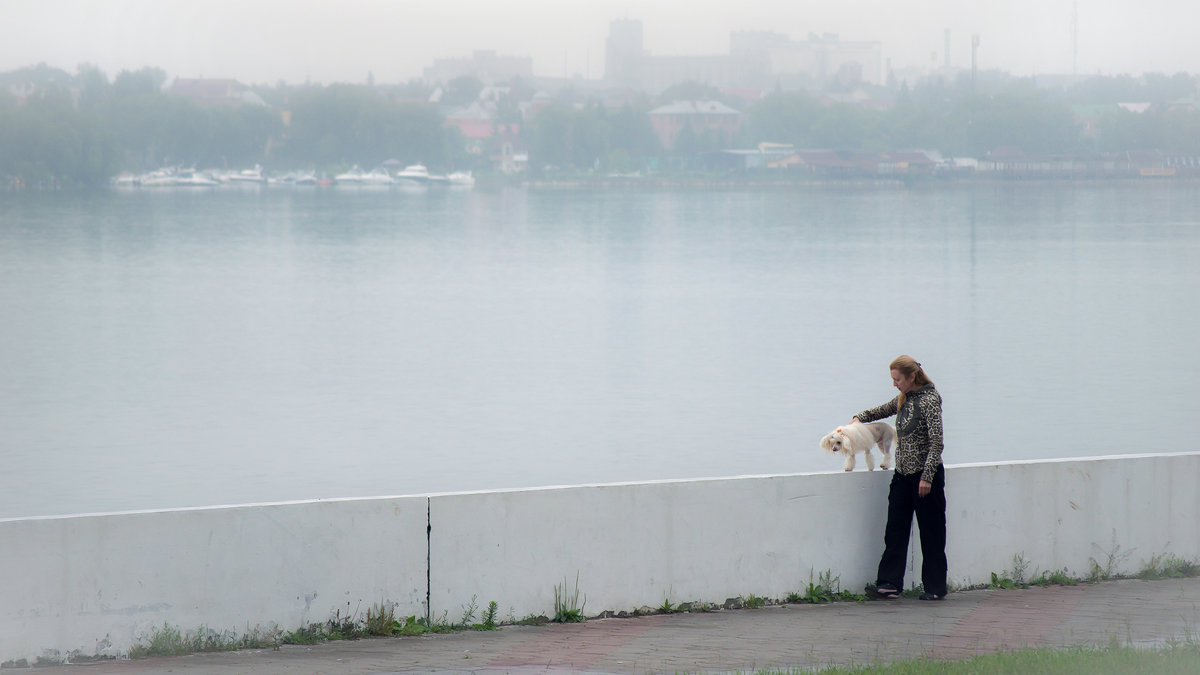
[865,584,900,600]
[918,592,945,601]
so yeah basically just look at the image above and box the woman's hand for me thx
[918,480,932,498]
[851,417,860,424]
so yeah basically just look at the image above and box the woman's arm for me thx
[854,397,898,423]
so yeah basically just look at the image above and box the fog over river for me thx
[1,182,1196,518]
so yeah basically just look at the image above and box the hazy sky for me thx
[4,0,1198,85]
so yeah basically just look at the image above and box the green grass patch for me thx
[743,593,767,609]
[128,623,282,658]
[981,551,1200,591]
[756,641,1200,674]
[1139,553,1200,580]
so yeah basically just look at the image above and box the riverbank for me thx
[4,169,1198,192]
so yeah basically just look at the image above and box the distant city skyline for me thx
[3,0,1198,86]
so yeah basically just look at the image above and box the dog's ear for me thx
[819,434,834,451]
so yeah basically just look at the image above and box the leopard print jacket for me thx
[855,384,944,483]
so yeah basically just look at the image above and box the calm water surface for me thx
[1,183,1197,518]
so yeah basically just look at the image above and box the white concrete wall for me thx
[3,452,1197,665]
[428,471,890,619]
[942,454,1200,583]
[0,497,428,665]
[429,452,1200,619]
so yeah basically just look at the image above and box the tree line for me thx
[2,64,1197,187]
[0,65,466,187]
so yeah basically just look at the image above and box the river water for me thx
[1,182,1197,518]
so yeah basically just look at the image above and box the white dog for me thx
[819,421,896,471]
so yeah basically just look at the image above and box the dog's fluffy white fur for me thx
[819,421,896,471]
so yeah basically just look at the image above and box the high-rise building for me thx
[606,20,883,94]
[605,19,646,89]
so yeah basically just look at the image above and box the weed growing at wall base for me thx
[365,602,397,636]
[553,573,587,622]
[128,623,282,658]
[792,570,866,604]
[981,550,1200,590]
[120,549,1200,662]
[1140,553,1200,580]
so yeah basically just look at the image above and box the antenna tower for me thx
[971,33,980,93]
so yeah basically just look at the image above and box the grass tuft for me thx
[553,573,587,623]
[743,593,766,609]
[1139,553,1200,580]
[477,600,499,630]
[796,570,866,604]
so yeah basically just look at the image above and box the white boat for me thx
[334,166,367,183]
[395,164,445,185]
[138,168,177,187]
[135,167,219,187]
[172,169,221,187]
[291,171,321,186]
[446,171,475,187]
[267,171,322,186]
[361,168,395,185]
[228,165,266,184]
[335,166,395,186]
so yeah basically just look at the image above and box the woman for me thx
[854,355,947,601]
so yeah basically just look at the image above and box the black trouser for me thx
[876,464,947,595]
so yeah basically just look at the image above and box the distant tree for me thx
[743,91,823,146]
[569,103,610,168]
[526,102,573,170]
[112,67,167,98]
[887,99,957,151]
[809,104,889,150]
[389,102,451,166]
[553,84,579,106]
[281,84,449,168]
[75,64,111,110]
[441,75,484,107]
[388,79,435,101]
[607,105,660,161]
[656,80,724,106]
[1140,73,1197,104]
[1096,106,1200,153]
[963,91,1081,155]
[0,84,117,186]
[502,76,536,102]
[1066,73,1196,106]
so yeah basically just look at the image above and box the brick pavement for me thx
[26,577,1200,674]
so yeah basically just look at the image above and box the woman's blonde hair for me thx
[891,354,933,410]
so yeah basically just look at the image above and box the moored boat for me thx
[335,166,395,186]
[395,164,444,185]
[446,171,475,187]
[227,165,267,184]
